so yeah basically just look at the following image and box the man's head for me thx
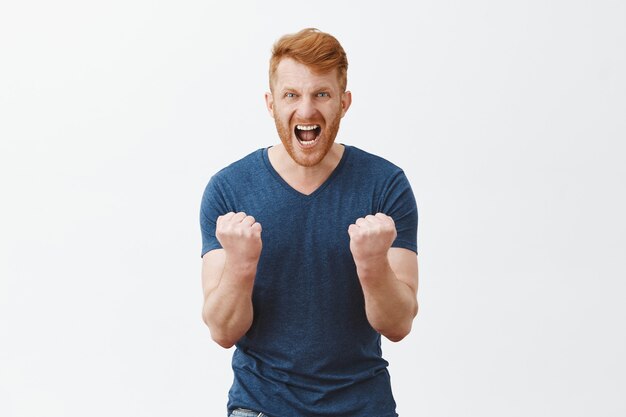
[265,28,352,168]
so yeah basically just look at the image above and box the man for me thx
[200,28,419,417]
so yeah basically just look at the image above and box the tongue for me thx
[299,129,317,142]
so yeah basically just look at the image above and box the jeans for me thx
[228,408,268,417]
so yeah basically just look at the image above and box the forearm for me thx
[202,258,256,348]
[356,256,418,342]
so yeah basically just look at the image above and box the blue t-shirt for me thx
[200,145,418,417]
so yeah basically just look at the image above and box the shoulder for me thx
[340,146,415,206]
[205,148,268,193]
[343,145,405,177]
[211,148,266,182]
[202,148,269,203]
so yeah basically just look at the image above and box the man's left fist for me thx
[348,213,397,263]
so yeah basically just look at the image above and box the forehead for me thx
[272,58,340,90]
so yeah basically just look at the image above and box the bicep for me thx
[388,247,419,296]
[201,248,226,299]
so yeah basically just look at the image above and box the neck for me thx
[268,143,345,195]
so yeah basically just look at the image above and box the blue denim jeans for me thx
[228,408,267,417]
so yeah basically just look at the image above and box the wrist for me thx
[354,254,392,281]
[224,252,259,276]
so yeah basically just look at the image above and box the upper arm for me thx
[201,248,226,299]
[388,247,419,297]
[200,175,228,258]
[381,170,418,253]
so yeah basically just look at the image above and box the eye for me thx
[317,92,330,97]
[285,92,296,98]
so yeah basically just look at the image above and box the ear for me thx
[340,91,352,118]
[264,92,274,118]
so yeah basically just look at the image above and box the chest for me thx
[242,192,375,260]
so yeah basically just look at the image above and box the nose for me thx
[295,96,317,120]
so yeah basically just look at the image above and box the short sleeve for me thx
[379,170,418,254]
[199,175,229,257]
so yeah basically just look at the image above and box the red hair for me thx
[269,28,348,91]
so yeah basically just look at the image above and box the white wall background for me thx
[1,1,625,416]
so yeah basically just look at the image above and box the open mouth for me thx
[294,124,322,146]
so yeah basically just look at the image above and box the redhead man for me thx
[200,28,419,417]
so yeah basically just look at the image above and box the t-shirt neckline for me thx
[261,144,351,199]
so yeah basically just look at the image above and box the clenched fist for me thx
[216,212,263,264]
[348,213,397,264]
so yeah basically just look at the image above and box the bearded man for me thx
[200,28,419,417]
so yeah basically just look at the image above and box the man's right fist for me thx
[215,212,263,264]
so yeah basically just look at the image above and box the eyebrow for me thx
[281,85,334,93]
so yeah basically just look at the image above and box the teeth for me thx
[296,124,319,131]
